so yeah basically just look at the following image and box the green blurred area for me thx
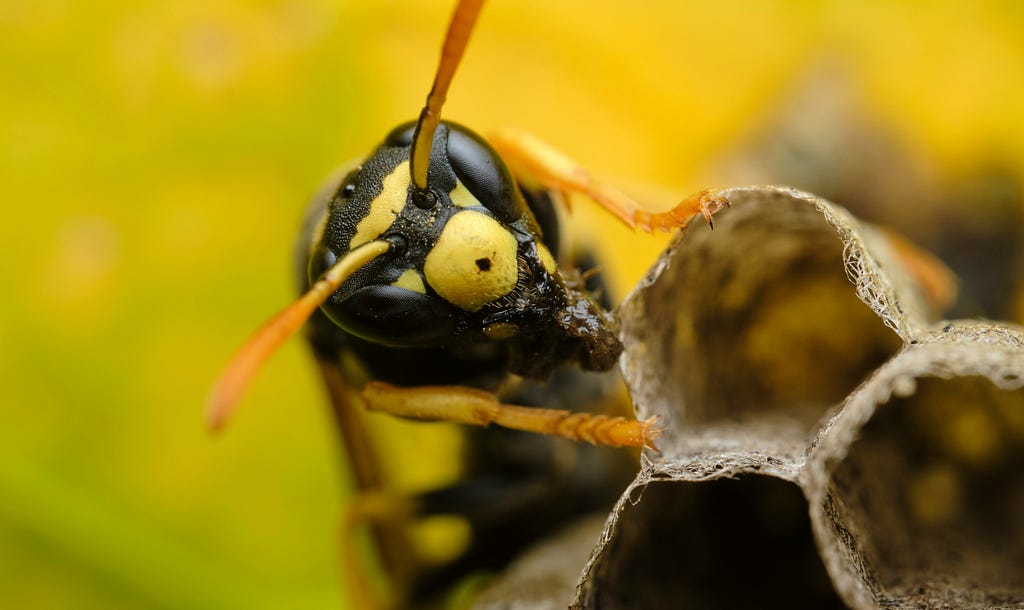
[1,1,1022,608]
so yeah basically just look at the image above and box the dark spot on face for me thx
[476,257,492,271]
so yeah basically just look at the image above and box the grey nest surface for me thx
[474,186,1024,610]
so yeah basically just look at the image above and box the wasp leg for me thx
[342,477,567,606]
[341,491,418,610]
[361,381,661,449]
[878,227,958,313]
[406,421,638,600]
[489,127,729,231]
[314,357,419,608]
[345,469,590,605]
[407,471,568,600]
[342,473,578,605]
[315,358,389,491]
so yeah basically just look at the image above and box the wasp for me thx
[207,0,728,607]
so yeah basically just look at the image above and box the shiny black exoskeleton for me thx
[301,121,623,385]
[297,121,636,601]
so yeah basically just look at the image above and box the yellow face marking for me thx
[349,160,409,250]
[537,242,557,275]
[391,269,426,294]
[449,180,481,209]
[424,211,519,312]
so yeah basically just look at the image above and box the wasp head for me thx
[307,121,622,377]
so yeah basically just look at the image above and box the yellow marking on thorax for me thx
[424,211,519,312]
[449,180,481,208]
[349,160,410,250]
[391,269,426,294]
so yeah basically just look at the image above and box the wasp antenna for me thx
[409,0,486,191]
[205,240,392,433]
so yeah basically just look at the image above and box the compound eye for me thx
[424,210,520,312]
[324,285,457,347]
[446,126,522,223]
[384,121,417,148]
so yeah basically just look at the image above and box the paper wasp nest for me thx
[474,186,1024,610]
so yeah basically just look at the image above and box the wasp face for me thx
[308,121,621,375]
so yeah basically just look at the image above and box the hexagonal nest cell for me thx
[618,187,934,462]
[586,478,844,610]
[828,376,1024,606]
[811,336,1024,609]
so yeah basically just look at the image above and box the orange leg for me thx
[489,127,729,231]
[314,358,423,597]
[879,228,958,313]
[341,491,417,610]
[362,381,661,450]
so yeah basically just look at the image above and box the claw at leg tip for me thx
[642,416,663,453]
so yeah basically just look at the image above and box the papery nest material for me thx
[473,186,1024,610]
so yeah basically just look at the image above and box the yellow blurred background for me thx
[1,0,1022,608]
